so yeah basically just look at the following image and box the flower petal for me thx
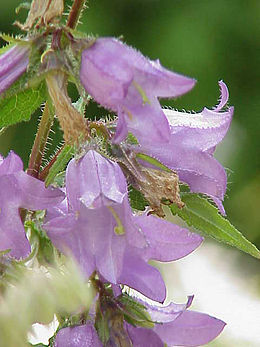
[126,323,164,347]
[0,45,29,95]
[137,295,194,324]
[15,171,65,210]
[0,196,31,259]
[45,209,96,279]
[154,310,226,346]
[54,323,102,347]
[80,38,133,111]
[119,248,166,302]
[66,151,126,210]
[122,98,171,145]
[135,215,203,261]
[163,81,233,151]
[139,146,227,201]
[0,151,23,176]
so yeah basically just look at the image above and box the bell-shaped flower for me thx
[0,151,65,259]
[44,150,203,302]
[53,295,225,347]
[138,81,234,214]
[125,295,226,346]
[80,38,195,145]
[0,44,30,95]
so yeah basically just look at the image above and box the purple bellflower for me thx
[125,295,226,347]
[138,81,234,214]
[80,38,195,145]
[0,151,64,259]
[54,296,225,347]
[0,44,30,95]
[44,150,203,302]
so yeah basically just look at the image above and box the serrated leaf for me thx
[0,82,46,128]
[170,193,260,259]
[128,185,148,211]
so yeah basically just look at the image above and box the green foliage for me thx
[136,152,172,173]
[0,82,46,128]
[95,308,110,345]
[128,185,148,211]
[45,145,74,187]
[26,218,56,265]
[119,293,154,328]
[170,193,260,259]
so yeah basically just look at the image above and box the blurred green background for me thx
[0,0,259,345]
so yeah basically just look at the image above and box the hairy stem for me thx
[66,0,86,29]
[27,103,54,178]
[38,144,65,182]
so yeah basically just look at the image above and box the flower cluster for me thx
[0,33,234,346]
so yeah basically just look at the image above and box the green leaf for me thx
[128,185,148,211]
[0,82,46,128]
[45,145,74,187]
[136,152,172,172]
[170,193,260,259]
[119,293,154,328]
[95,310,110,345]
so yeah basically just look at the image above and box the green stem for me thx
[66,0,86,30]
[27,102,54,178]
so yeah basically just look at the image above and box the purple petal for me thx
[176,151,227,200]
[66,151,126,211]
[0,151,23,176]
[54,323,102,347]
[14,171,65,210]
[135,215,203,261]
[137,295,194,324]
[113,109,129,144]
[122,98,171,145]
[139,145,227,201]
[0,45,29,95]
[80,38,195,106]
[44,209,97,279]
[45,204,126,283]
[138,58,196,98]
[126,323,164,347]
[0,182,31,258]
[163,82,233,151]
[214,80,229,111]
[80,39,133,111]
[0,162,64,259]
[154,310,226,346]
[45,193,68,222]
[208,195,226,216]
[119,248,166,302]
[80,38,195,144]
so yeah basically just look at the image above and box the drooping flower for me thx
[0,44,30,95]
[44,150,203,302]
[80,38,195,145]
[53,295,225,347]
[125,295,226,347]
[138,81,234,214]
[0,151,64,259]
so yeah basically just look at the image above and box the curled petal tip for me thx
[214,80,230,111]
